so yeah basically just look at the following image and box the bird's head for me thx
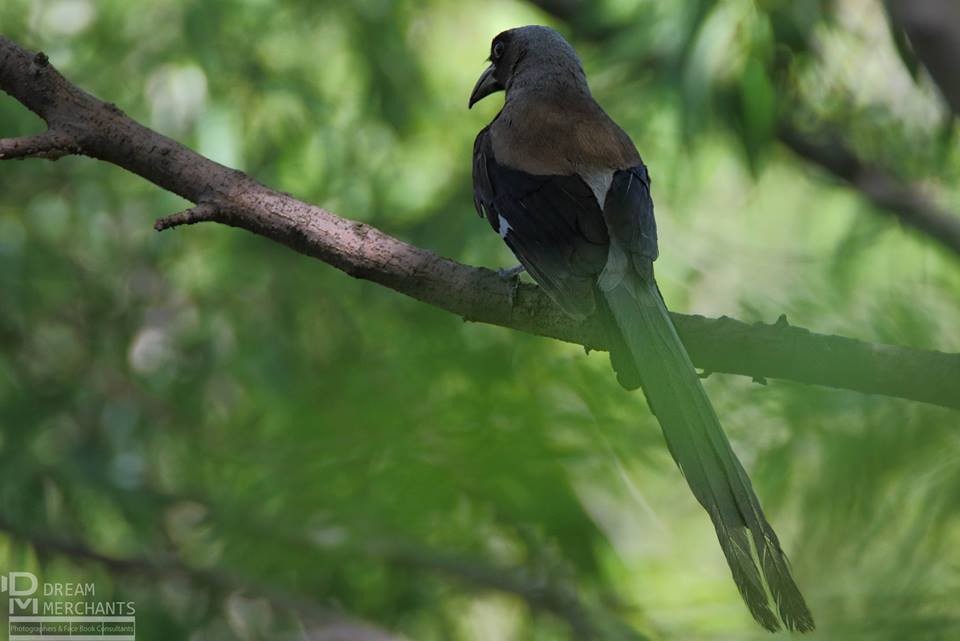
[468,25,588,108]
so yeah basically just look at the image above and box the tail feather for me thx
[601,272,814,632]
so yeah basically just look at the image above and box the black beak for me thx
[468,64,502,108]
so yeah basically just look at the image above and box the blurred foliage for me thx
[1,0,959,640]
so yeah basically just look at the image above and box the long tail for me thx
[600,271,814,632]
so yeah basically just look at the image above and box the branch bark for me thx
[0,129,78,159]
[1,36,958,409]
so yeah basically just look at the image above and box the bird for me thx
[469,25,814,633]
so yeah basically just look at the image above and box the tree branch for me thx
[0,517,413,641]
[0,514,640,641]
[373,542,643,641]
[304,621,414,641]
[778,125,960,256]
[154,201,220,231]
[1,35,958,409]
[0,129,78,160]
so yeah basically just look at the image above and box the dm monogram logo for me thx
[2,572,40,615]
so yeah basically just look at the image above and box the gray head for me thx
[468,25,589,108]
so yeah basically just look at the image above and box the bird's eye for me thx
[492,41,504,60]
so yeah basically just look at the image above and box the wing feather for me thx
[472,127,607,318]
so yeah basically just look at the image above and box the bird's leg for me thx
[498,264,525,280]
[497,264,524,309]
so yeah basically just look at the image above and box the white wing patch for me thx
[497,214,512,239]
[578,169,614,209]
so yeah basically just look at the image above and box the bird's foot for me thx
[498,264,525,280]
[498,264,524,309]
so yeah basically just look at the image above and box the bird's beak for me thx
[468,64,502,109]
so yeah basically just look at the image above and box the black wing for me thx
[602,161,658,277]
[591,164,659,390]
[472,127,609,319]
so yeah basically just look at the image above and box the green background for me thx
[0,0,958,639]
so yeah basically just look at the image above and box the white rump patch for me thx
[579,169,614,209]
